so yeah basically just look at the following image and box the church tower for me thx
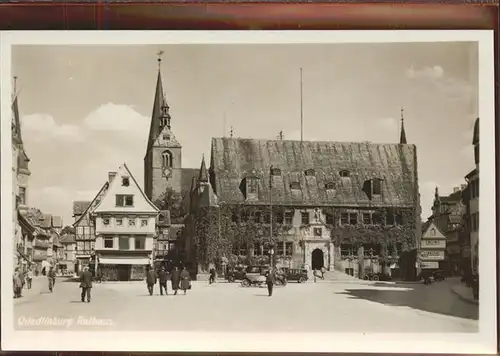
[144,52,183,205]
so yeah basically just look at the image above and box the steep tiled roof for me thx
[60,234,76,244]
[211,138,418,207]
[181,168,199,196]
[472,117,479,145]
[73,201,91,216]
[18,207,48,236]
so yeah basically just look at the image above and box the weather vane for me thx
[157,50,164,69]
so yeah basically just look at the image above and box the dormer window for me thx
[290,182,301,190]
[271,167,282,176]
[304,169,315,177]
[363,178,383,199]
[163,134,170,141]
[325,182,335,190]
[339,170,350,178]
[122,177,130,187]
[372,178,382,196]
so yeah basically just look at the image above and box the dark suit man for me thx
[80,267,93,303]
[266,269,276,297]
[146,265,157,296]
[158,267,169,295]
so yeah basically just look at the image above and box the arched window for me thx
[339,170,350,178]
[162,150,173,168]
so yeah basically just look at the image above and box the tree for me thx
[154,187,185,223]
[61,225,75,235]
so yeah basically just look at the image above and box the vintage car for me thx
[241,266,268,287]
[282,268,308,283]
[226,266,247,282]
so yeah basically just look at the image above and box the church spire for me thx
[399,107,407,144]
[147,51,169,151]
[198,155,209,183]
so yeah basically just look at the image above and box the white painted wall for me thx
[95,235,154,251]
[95,216,157,235]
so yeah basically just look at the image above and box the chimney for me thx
[108,172,117,183]
[453,186,460,193]
[461,184,467,190]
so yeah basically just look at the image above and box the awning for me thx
[99,258,150,265]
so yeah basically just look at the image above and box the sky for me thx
[12,42,478,227]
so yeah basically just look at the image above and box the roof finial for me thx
[157,50,164,71]
[230,126,234,138]
[277,130,284,140]
[399,106,407,144]
[13,76,18,94]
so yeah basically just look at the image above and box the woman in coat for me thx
[180,267,191,295]
[170,267,181,295]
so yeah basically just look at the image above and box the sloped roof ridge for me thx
[123,162,160,212]
[212,137,414,147]
[73,181,109,227]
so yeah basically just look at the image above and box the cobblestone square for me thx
[14,277,478,333]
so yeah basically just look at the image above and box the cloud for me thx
[406,65,444,80]
[83,103,150,137]
[21,113,84,142]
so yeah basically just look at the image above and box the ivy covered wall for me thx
[187,204,418,280]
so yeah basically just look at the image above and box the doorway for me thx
[311,248,324,270]
[117,265,131,281]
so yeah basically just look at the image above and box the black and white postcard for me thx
[1,30,496,353]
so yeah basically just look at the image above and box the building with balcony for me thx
[93,163,159,281]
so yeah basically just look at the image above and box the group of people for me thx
[13,266,56,298]
[145,265,191,296]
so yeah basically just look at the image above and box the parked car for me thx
[432,270,446,282]
[241,266,268,287]
[282,268,308,283]
[226,266,247,282]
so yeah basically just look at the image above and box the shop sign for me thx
[421,261,439,269]
[420,250,445,260]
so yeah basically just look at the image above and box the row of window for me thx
[269,168,351,178]
[339,244,401,257]
[231,209,404,226]
[116,194,134,207]
[471,212,479,232]
[102,216,149,227]
[232,241,294,257]
[103,236,146,250]
[75,241,95,254]
[76,226,95,238]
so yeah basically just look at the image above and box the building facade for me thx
[420,221,446,271]
[465,118,479,275]
[93,164,159,281]
[429,186,467,275]
[73,182,109,274]
[59,234,77,275]
[184,132,422,281]
[12,84,31,270]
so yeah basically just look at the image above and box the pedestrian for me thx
[48,266,56,292]
[180,267,191,295]
[171,266,180,295]
[313,269,317,283]
[209,268,216,285]
[26,268,33,289]
[472,273,479,301]
[266,269,275,296]
[13,268,23,298]
[158,266,169,295]
[79,266,93,303]
[145,265,157,296]
[320,266,326,280]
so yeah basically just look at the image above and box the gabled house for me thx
[93,163,159,281]
[184,133,421,281]
[420,221,446,271]
[72,182,109,274]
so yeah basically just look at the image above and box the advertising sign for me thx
[421,239,446,249]
[421,261,439,269]
[420,250,445,260]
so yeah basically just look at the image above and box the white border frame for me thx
[1,30,496,353]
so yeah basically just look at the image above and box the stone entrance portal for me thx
[311,248,324,270]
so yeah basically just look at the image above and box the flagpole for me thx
[300,68,303,142]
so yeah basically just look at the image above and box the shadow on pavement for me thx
[337,285,478,320]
